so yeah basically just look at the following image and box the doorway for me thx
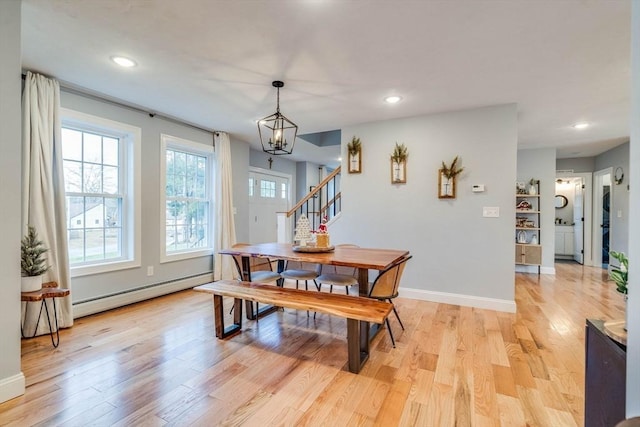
[554,177,585,264]
[593,168,613,269]
[555,172,593,266]
[248,168,291,244]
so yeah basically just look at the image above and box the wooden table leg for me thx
[242,255,278,320]
[347,318,370,373]
[213,294,242,338]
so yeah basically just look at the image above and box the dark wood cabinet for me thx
[585,319,626,427]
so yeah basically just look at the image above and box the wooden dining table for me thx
[219,242,410,346]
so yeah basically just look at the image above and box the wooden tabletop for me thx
[220,242,409,271]
[21,282,70,302]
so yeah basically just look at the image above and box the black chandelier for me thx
[258,80,298,156]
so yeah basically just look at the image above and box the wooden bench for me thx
[194,280,392,373]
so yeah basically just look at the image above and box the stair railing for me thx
[277,166,341,242]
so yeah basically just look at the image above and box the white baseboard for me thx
[515,265,556,275]
[398,287,517,313]
[73,273,214,318]
[0,373,25,404]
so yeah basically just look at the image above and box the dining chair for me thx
[230,243,281,321]
[280,260,321,291]
[316,244,360,295]
[368,255,412,348]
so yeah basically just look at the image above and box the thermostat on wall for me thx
[472,184,485,192]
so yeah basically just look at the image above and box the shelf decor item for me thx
[293,214,313,247]
[438,156,464,199]
[21,225,50,292]
[390,143,408,184]
[347,136,362,174]
[528,178,539,195]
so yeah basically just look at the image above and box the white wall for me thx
[0,0,25,403]
[556,156,596,173]
[517,148,557,274]
[626,0,639,415]
[595,142,630,255]
[331,104,517,312]
[230,137,250,243]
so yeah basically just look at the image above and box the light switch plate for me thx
[483,207,500,217]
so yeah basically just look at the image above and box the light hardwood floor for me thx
[0,262,622,426]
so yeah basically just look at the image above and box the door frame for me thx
[556,172,593,266]
[592,168,613,268]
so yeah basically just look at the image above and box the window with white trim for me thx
[260,179,276,198]
[61,109,141,276]
[161,134,213,261]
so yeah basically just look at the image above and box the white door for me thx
[573,181,584,264]
[249,170,290,244]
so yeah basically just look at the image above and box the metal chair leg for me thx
[390,301,404,330]
[385,317,396,348]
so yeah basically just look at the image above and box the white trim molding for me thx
[73,273,213,318]
[0,373,25,404]
[399,287,517,313]
[515,265,556,275]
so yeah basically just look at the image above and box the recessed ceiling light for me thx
[111,56,137,68]
[384,95,402,104]
[572,122,589,129]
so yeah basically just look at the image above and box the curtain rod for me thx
[21,72,222,136]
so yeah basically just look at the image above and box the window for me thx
[281,182,287,199]
[161,134,213,261]
[260,179,276,198]
[248,178,254,197]
[61,109,141,277]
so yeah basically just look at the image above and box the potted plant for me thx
[441,156,464,181]
[347,136,362,173]
[610,250,628,295]
[391,142,408,164]
[390,143,408,183]
[528,178,539,195]
[21,225,49,292]
[347,136,361,157]
[439,156,464,198]
[609,250,628,328]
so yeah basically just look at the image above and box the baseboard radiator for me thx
[73,272,214,318]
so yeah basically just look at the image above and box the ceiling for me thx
[21,1,631,166]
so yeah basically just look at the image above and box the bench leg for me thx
[347,319,370,373]
[213,295,243,339]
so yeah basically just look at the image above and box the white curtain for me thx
[22,72,73,335]
[213,132,237,280]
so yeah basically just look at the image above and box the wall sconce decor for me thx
[347,136,362,173]
[257,80,298,156]
[438,156,464,198]
[390,143,408,184]
[614,167,624,185]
